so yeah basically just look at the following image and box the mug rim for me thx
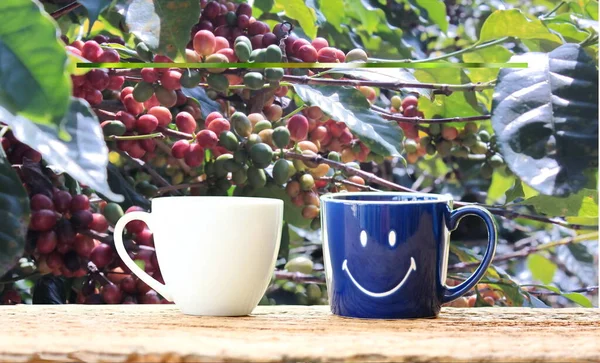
[320,191,453,204]
[151,196,284,206]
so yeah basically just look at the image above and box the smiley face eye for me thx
[360,230,367,247]
[388,230,397,247]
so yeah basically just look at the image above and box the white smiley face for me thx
[342,229,417,298]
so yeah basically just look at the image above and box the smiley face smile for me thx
[342,257,417,297]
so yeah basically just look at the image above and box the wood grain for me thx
[0,305,598,363]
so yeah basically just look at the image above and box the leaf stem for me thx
[540,1,567,19]
[105,133,165,141]
[373,107,491,124]
[118,151,183,196]
[368,37,511,64]
[281,75,495,94]
[448,232,599,271]
[50,1,82,19]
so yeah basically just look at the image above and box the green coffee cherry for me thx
[253,120,272,133]
[247,166,267,188]
[102,121,126,137]
[310,218,320,231]
[214,154,233,178]
[232,166,248,184]
[462,133,479,147]
[426,144,437,155]
[245,134,262,151]
[244,72,264,90]
[225,11,237,26]
[219,131,239,151]
[223,158,243,173]
[471,141,488,155]
[204,161,215,176]
[488,154,505,168]
[234,42,252,62]
[306,283,322,300]
[180,69,202,88]
[273,159,290,185]
[299,174,315,191]
[207,73,229,92]
[250,143,274,167]
[403,139,418,153]
[345,48,368,63]
[272,126,290,149]
[265,44,283,63]
[234,35,251,48]
[285,256,313,274]
[419,136,431,147]
[231,112,252,137]
[479,130,490,142]
[103,203,124,225]
[136,181,158,198]
[464,122,478,134]
[480,163,494,179]
[233,149,248,164]
[436,140,452,157]
[451,146,469,158]
[391,95,402,110]
[265,68,284,82]
[132,82,154,102]
[429,124,441,135]
[328,151,341,162]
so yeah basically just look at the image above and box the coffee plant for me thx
[0,0,597,308]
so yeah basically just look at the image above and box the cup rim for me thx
[320,191,453,205]
[152,196,284,206]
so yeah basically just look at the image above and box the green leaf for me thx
[521,284,593,307]
[122,0,200,60]
[134,259,145,270]
[414,66,482,119]
[463,45,512,110]
[318,0,345,32]
[519,188,598,217]
[101,164,150,211]
[486,171,515,204]
[0,147,29,278]
[253,0,274,17]
[504,179,524,204]
[526,254,557,284]
[322,68,431,98]
[181,87,221,119]
[0,0,71,129]
[406,0,448,32]
[253,184,310,228]
[293,85,404,156]
[1,98,123,202]
[273,0,318,39]
[479,9,562,43]
[491,44,598,197]
[79,0,114,34]
[544,15,591,43]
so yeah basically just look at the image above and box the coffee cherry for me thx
[345,48,368,63]
[123,94,144,115]
[464,122,478,134]
[193,30,216,56]
[37,231,58,254]
[218,131,239,151]
[136,114,159,134]
[160,70,182,90]
[132,82,154,103]
[102,203,123,226]
[101,284,122,304]
[390,95,402,110]
[404,139,418,153]
[479,130,491,142]
[146,106,171,127]
[205,53,229,73]
[401,95,418,110]
[299,174,315,191]
[250,143,274,167]
[180,69,202,88]
[71,210,93,229]
[297,44,318,62]
[272,159,290,185]
[246,166,266,188]
[101,121,126,137]
[231,112,252,137]
[81,40,103,61]
[311,37,329,51]
[184,143,204,167]
[70,195,90,212]
[207,117,231,134]
[480,163,493,179]
[107,76,125,91]
[196,129,219,148]
[253,120,272,134]
[287,114,309,141]
[74,234,95,257]
[171,140,190,159]
[243,72,264,90]
[285,256,313,274]
[86,69,110,91]
[141,68,159,83]
[317,47,338,63]
[488,154,504,168]
[31,194,54,211]
[442,126,459,141]
[154,85,177,107]
[175,112,197,134]
[471,141,488,155]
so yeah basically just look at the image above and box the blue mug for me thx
[320,192,497,319]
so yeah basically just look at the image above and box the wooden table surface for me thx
[0,305,598,363]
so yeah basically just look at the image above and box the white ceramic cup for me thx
[113,196,284,316]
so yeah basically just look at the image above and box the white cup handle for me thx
[113,211,173,301]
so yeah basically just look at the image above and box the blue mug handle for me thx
[442,205,498,304]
